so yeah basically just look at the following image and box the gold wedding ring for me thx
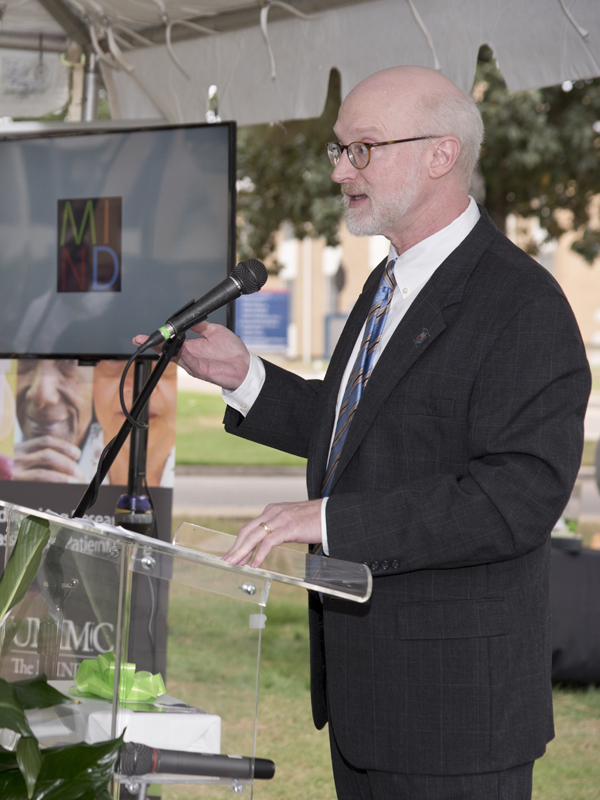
[259,522,272,535]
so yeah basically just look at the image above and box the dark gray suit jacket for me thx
[224,209,591,776]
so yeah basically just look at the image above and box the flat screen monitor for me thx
[0,120,236,359]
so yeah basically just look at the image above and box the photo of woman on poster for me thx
[93,360,177,488]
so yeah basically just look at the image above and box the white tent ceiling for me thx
[0,0,599,123]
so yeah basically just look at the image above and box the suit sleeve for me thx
[324,288,591,572]
[223,359,323,459]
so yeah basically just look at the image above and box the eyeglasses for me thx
[326,136,440,170]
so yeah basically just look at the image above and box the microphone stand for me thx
[72,332,186,520]
[115,358,162,680]
[115,358,153,537]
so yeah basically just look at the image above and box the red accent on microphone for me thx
[151,747,158,773]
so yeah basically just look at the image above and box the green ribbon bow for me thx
[70,653,166,704]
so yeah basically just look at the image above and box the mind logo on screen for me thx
[57,197,122,293]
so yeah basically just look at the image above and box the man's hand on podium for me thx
[223,499,323,568]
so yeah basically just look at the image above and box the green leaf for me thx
[0,773,115,800]
[0,746,18,773]
[0,679,35,738]
[0,516,50,623]
[36,735,123,798]
[0,738,123,800]
[32,777,108,800]
[16,737,41,799]
[12,676,70,711]
[0,768,29,799]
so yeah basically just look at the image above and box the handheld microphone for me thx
[141,259,268,350]
[118,742,275,780]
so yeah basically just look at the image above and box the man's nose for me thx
[28,364,60,406]
[331,149,360,183]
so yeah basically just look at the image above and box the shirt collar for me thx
[387,197,480,296]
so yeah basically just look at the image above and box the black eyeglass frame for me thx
[326,136,440,170]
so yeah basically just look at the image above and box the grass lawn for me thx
[581,440,596,468]
[166,517,600,800]
[534,687,600,800]
[176,392,306,467]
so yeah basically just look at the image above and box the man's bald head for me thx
[342,66,484,188]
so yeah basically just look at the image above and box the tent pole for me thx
[82,52,99,121]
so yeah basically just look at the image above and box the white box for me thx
[25,681,221,754]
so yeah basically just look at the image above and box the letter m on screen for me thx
[57,197,122,293]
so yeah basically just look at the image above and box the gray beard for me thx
[342,168,422,237]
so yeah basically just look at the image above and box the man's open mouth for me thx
[343,190,370,207]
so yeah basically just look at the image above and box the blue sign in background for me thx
[235,290,289,352]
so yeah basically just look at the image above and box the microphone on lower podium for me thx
[118,742,275,780]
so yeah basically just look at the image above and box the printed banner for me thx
[0,357,176,488]
[0,483,172,682]
[0,358,177,680]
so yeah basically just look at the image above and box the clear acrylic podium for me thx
[0,501,371,798]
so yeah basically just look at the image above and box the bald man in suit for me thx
[137,67,590,799]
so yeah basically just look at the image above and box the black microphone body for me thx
[143,259,267,350]
[118,741,275,780]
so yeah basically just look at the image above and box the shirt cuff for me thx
[221,352,266,417]
[321,497,329,556]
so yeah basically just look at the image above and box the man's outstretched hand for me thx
[133,321,250,391]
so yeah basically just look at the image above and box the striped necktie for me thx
[321,258,397,497]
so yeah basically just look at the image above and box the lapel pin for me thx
[414,328,430,346]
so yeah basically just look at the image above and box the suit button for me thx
[370,561,379,572]
[381,561,389,570]
[391,560,399,569]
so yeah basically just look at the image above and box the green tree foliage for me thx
[477,45,600,262]
[236,70,343,266]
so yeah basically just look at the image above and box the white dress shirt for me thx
[223,197,481,553]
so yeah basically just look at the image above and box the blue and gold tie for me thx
[321,258,397,497]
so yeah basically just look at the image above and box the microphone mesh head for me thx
[232,259,268,294]
[118,742,154,775]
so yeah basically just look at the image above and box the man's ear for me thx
[428,136,461,179]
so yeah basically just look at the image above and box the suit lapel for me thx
[311,209,498,496]
[307,266,382,497]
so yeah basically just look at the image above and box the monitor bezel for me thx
[0,119,237,362]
